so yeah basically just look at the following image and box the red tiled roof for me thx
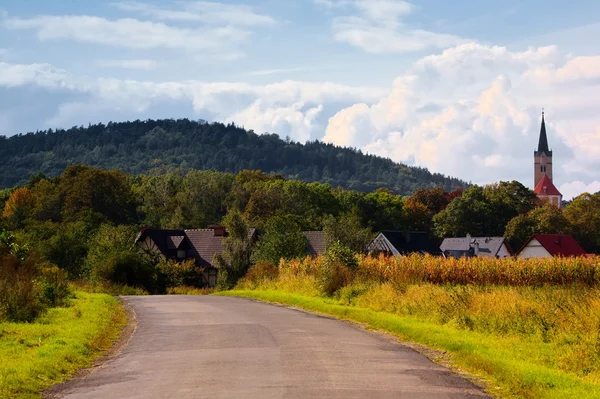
[532,234,587,257]
[533,174,562,196]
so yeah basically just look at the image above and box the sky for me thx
[1,0,600,199]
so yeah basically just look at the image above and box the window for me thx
[177,249,186,260]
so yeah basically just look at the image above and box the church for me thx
[533,112,562,208]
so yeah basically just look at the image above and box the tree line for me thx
[1,165,599,318]
[0,119,467,194]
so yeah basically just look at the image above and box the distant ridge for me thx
[0,119,468,193]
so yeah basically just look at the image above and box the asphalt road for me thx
[53,296,489,398]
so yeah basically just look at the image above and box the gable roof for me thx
[525,234,587,257]
[368,231,440,255]
[440,237,510,258]
[302,231,327,257]
[534,174,562,196]
[137,227,256,268]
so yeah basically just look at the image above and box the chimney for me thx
[210,225,226,237]
[473,241,480,256]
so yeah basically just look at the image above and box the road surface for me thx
[52,296,489,398]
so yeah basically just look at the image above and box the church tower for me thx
[533,112,562,208]
[534,112,552,187]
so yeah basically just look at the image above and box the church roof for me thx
[535,112,553,156]
[533,174,561,196]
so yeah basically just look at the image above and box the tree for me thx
[214,209,252,289]
[253,215,307,265]
[410,187,450,214]
[323,212,373,253]
[402,198,433,233]
[564,193,600,253]
[2,187,36,228]
[505,204,571,251]
[434,182,537,238]
[85,224,156,291]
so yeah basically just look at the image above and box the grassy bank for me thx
[220,255,600,399]
[221,289,600,399]
[0,292,126,398]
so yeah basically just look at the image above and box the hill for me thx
[0,119,467,193]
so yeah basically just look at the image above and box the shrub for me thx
[155,259,205,293]
[0,251,45,322]
[85,224,157,292]
[237,260,279,289]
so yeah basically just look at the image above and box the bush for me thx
[155,259,205,293]
[0,251,45,322]
[238,260,279,289]
[85,224,157,292]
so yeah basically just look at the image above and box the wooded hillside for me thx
[0,119,467,193]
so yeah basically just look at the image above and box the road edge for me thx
[43,297,138,399]
[220,293,493,397]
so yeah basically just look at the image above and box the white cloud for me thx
[113,1,276,26]
[245,67,307,77]
[316,0,467,53]
[2,14,248,53]
[0,62,69,89]
[98,59,160,70]
[225,101,324,142]
[323,43,600,199]
[560,181,600,201]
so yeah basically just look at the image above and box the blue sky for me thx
[1,0,600,198]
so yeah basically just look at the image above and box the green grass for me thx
[0,292,126,398]
[219,289,600,399]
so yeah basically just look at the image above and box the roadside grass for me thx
[0,292,126,399]
[219,289,600,399]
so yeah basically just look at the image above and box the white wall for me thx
[517,239,551,259]
[496,244,511,258]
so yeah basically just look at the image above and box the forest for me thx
[0,119,467,194]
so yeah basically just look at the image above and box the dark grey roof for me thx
[302,231,327,257]
[368,231,440,255]
[440,237,510,258]
[137,227,256,268]
[535,112,552,157]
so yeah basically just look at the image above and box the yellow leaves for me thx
[1,187,35,219]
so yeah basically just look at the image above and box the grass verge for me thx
[219,289,600,399]
[0,292,126,398]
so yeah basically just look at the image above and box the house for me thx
[440,236,512,259]
[136,226,256,287]
[302,231,327,257]
[517,234,587,259]
[366,231,440,256]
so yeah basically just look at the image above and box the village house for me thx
[440,236,512,259]
[366,231,441,256]
[136,226,257,288]
[517,234,587,259]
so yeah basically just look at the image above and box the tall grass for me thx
[235,254,600,398]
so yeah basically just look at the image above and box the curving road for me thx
[52,296,489,398]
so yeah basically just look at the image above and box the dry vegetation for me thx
[234,254,600,398]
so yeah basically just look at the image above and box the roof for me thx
[369,231,440,255]
[534,174,562,196]
[522,234,587,257]
[302,231,327,257]
[535,112,553,157]
[137,227,256,268]
[440,237,510,258]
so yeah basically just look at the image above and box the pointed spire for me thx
[536,110,552,156]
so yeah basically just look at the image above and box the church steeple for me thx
[535,111,552,156]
